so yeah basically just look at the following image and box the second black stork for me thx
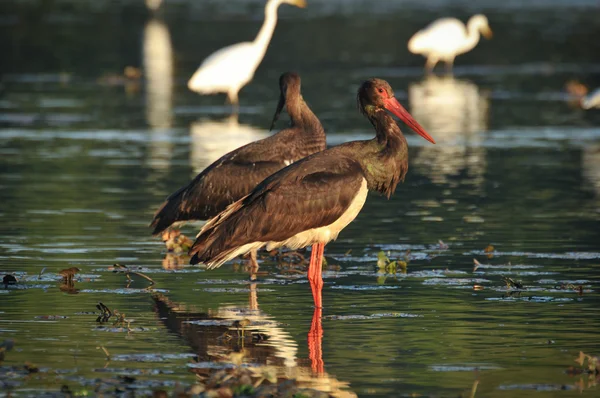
[188,78,436,308]
[149,72,326,265]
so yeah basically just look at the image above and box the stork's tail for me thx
[188,198,247,267]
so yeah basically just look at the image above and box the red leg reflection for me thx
[308,307,324,374]
[307,243,324,308]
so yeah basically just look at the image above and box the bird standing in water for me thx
[188,0,307,108]
[189,78,436,309]
[408,14,493,73]
[151,72,326,268]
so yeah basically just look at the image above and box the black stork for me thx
[149,72,326,266]
[189,78,435,305]
[188,78,435,373]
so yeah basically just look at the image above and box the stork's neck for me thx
[253,0,281,58]
[361,109,409,198]
[286,91,326,147]
[464,19,482,53]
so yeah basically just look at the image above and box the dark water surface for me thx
[1,0,600,396]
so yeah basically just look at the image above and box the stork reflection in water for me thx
[151,289,355,393]
[189,115,270,173]
[409,75,489,189]
[143,17,174,172]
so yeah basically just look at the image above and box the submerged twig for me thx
[110,263,155,286]
[97,345,111,359]
[96,302,112,322]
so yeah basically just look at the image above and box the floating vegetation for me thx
[93,302,135,332]
[502,276,524,289]
[325,313,422,320]
[376,250,407,277]
[109,263,155,286]
[95,302,113,323]
[161,229,193,254]
[574,351,599,374]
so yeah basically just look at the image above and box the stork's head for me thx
[358,78,435,144]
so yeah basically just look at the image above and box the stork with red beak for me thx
[189,78,435,309]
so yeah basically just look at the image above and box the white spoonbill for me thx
[408,14,493,73]
[187,0,306,107]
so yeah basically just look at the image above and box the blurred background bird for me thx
[187,0,307,110]
[408,14,493,73]
[582,88,600,109]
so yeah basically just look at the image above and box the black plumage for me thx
[149,72,325,235]
[189,78,436,267]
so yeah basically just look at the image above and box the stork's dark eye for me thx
[377,88,384,93]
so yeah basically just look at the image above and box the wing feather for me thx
[189,153,366,266]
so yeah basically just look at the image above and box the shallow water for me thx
[1,0,600,397]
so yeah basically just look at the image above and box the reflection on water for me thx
[2,2,600,397]
[409,76,489,187]
[582,143,600,198]
[144,18,174,171]
[190,114,270,172]
[152,292,355,397]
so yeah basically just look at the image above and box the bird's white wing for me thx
[188,42,258,93]
[408,18,467,54]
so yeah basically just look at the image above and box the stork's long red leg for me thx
[307,243,324,308]
[308,307,324,374]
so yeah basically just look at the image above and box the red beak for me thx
[384,97,436,144]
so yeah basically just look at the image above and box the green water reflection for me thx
[1,0,600,397]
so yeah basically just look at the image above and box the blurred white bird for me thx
[408,14,493,73]
[582,88,600,109]
[145,0,162,11]
[188,0,306,108]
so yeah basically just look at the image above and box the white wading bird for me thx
[582,88,600,109]
[187,0,306,107]
[408,14,493,73]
